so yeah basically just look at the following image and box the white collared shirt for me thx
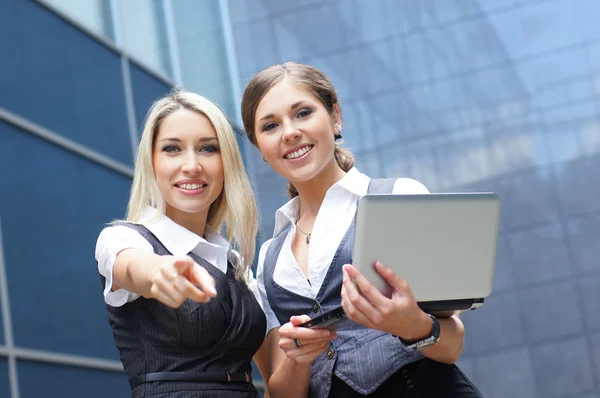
[95,206,258,307]
[256,168,429,332]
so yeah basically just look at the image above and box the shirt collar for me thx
[335,167,371,196]
[272,167,370,237]
[138,206,229,256]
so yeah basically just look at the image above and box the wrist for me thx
[287,354,312,369]
[398,311,432,341]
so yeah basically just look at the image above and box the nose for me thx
[282,121,301,141]
[181,151,202,175]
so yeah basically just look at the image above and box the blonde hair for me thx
[127,89,258,279]
[241,62,354,198]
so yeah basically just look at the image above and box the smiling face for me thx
[253,78,342,185]
[152,108,224,225]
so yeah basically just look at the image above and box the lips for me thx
[175,183,207,190]
[174,179,207,191]
[283,145,314,159]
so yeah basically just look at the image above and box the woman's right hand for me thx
[148,255,217,308]
[278,315,337,364]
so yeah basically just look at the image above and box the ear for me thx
[332,103,342,132]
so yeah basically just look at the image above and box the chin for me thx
[285,165,323,184]
[168,200,211,215]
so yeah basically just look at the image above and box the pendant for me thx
[306,234,311,244]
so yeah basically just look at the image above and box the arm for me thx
[252,241,335,397]
[253,242,308,397]
[419,315,464,364]
[252,339,271,398]
[389,179,465,361]
[113,249,216,308]
[95,226,216,308]
[267,319,335,398]
[342,262,464,364]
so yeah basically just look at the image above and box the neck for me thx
[293,160,347,220]
[166,206,209,237]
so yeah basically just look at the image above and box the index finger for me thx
[175,276,210,303]
[189,263,217,297]
[280,325,332,341]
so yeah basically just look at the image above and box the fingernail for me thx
[321,330,330,337]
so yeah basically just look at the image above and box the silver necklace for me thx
[295,221,312,244]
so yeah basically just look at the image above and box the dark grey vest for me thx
[103,223,266,398]
[263,179,423,397]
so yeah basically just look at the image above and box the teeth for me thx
[178,184,205,190]
[285,146,312,159]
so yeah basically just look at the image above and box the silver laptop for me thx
[300,192,500,328]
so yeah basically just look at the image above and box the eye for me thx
[262,122,278,132]
[199,145,219,153]
[162,145,180,153]
[296,108,313,118]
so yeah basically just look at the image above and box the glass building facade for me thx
[0,0,599,397]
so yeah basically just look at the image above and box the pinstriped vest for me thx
[263,179,423,397]
[103,223,265,398]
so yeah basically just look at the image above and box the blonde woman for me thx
[95,90,269,397]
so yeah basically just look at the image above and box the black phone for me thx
[298,307,347,328]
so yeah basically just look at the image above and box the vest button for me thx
[326,348,335,359]
[312,302,320,313]
[406,378,415,389]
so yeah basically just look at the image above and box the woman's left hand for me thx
[341,261,431,340]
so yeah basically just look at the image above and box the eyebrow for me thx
[158,137,218,143]
[258,100,308,122]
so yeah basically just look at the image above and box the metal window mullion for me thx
[12,347,123,372]
[0,217,20,398]
[0,108,133,178]
[121,57,141,160]
[163,0,184,86]
[109,0,138,158]
[218,0,259,187]
[108,0,123,48]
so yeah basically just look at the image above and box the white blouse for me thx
[256,168,429,332]
[95,206,260,307]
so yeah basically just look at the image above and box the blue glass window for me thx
[0,121,130,359]
[0,359,9,397]
[0,1,131,165]
[18,361,129,398]
[130,63,172,138]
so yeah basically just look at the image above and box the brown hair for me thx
[241,62,354,198]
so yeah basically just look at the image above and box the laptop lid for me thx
[352,193,500,309]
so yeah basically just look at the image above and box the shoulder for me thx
[257,238,274,267]
[255,238,275,280]
[95,223,154,259]
[97,223,147,244]
[392,178,430,194]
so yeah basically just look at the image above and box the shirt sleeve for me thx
[392,178,430,194]
[255,239,282,334]
[95,225,153,307]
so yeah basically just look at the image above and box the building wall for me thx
[229,1,600,397]
[1,0,599,397]
[0,0,241,396]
